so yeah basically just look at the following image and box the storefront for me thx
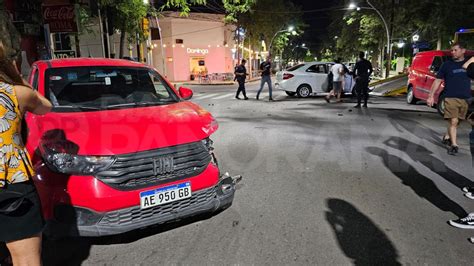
[150,12,237,82]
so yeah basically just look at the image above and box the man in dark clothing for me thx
[353,51,373,108]
[446,54,474,239]
[427,43,471,155]
[234,59,248,100]
[257,57,273,101]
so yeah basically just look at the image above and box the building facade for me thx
[78,12,237,82]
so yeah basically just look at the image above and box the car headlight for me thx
[40,144,116,175]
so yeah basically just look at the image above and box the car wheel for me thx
[406,86,418,104]
[285,91,296,96]
[437,92,446,116]
[296,84,312,98]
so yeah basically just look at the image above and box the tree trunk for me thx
[119,24,125,58]
[386,0,395,78]
[437,31,442,50]
[75,34,81,57]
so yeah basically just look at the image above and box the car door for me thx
[305,64,328,93]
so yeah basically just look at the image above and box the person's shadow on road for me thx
[325,198,401,265]
[388,115,446,149]
[383,137,473,189]
[367,147,467,218]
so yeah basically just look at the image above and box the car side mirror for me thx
[178,87,193,100]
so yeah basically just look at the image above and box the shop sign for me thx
[42,5,77,33]
[186,48,209,55]
[53,50,76,59]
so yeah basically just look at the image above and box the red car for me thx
[407,50,474,115]
[25,58,239,236]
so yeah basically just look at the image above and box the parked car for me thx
[26,58,240,236]
[406,50,474,115]
[275,62,355,98]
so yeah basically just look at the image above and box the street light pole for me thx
[366,0,390,78]
[269,26,295,58]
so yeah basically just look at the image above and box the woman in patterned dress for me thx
[0,42,52,265]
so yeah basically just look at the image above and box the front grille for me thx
[98,186,217,226]
[96,141,212,190]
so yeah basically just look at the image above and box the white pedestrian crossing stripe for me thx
[213,93,234,100]
[194,93,220,100]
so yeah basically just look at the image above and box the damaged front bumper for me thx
[45,172,242,237]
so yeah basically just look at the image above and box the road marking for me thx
[194,93,220,99]
[213,93,234,99]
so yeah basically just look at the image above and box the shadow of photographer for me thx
[325,198,401,265]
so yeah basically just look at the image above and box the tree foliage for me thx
[324,0,474,64]
[0,0,21,61]
[162,0,255,22]
[237,0,304,57]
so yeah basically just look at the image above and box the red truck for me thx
[26,58,240,236]
[407,50,474,115]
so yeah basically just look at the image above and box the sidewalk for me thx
[172,76,262,87]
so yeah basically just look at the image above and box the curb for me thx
[173,78,262,87]
[369,73,408,87]
[382,86,408,97]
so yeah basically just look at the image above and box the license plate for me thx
[140,182,192,209]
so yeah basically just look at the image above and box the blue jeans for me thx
[257,75,272,98]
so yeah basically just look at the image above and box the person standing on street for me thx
[353,52,373,108]
[235,59,249,100]
[0,42,52,265]
[325,58,344,103]
[447,54,474,242]
[257,57,273,101]
[427,43,471,155]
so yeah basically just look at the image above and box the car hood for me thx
[29,101,217,156]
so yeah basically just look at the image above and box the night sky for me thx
[291,0,344,50]
[156,0,344,51]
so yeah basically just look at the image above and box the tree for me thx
[237,0,303,59]
[161,0,255,22]
[325,0,474,75]
[1,0,255,62]
[0,0,24,62]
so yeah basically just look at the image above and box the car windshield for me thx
[286,64,306,71]
[45,66,178,112]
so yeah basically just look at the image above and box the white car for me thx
[275,62,355,98]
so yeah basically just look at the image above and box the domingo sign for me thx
[42,5,77,33]
[186,48,209,55]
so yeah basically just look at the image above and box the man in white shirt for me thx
[325,58,344,103]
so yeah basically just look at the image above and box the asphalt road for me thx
[39,81,474,265]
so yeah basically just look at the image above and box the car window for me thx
[149,71,171,98]
[306,64,326,73]
[44,66,178,112]
[286,64,305,71]
[430,56,443,73]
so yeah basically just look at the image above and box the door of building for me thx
[190,57,207,80]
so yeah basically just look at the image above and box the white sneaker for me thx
[462,187,474,200]
[448,213,474,229]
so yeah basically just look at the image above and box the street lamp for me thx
[269,25,295,57]
[412,34,420,42]
[349,1,391,78]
